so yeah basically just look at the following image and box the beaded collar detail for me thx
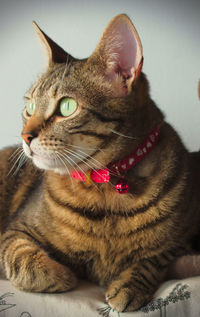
[71,125,161,194]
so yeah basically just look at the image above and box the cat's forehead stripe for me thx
[33,66,65,97]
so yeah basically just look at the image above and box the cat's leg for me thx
[106,251,175,312]
[0,230,77,292]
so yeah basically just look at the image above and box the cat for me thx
[0,14,200,312]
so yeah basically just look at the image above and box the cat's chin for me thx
[32,154,71,175]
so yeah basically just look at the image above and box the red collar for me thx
[71,125,160,194]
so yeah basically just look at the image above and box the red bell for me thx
[115,178,129,194]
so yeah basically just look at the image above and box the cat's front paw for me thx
[106,281,152,312]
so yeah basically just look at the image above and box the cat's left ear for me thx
[32,21,74,66]
[89,14,143,96]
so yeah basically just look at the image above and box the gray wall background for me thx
[0,0,199,150]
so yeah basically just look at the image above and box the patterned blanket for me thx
[0,277,199,317]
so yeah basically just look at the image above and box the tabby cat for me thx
[0,14,200,312]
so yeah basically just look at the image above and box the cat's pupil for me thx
[59,97,78,117]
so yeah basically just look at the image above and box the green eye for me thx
[26,101,36,116]
[59,98,78,117]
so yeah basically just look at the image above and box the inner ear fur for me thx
[89,14,143,96]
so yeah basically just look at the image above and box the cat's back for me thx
[189,151,200,186]
[188,150,200,251]
[190,150,200,164]
[0,146,41,234]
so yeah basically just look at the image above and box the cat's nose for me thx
[21,131,36,145]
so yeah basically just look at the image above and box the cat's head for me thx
[21,14,153,175]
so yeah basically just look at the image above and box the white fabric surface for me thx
[0,276,200,317]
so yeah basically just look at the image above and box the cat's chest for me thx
[44,197,154,256]
[43,174,159,253]
[44,172,146,218]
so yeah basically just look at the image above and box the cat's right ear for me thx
[32,21,74,66]
[89,14,143,97]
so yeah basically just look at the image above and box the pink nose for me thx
[21,131,35,145]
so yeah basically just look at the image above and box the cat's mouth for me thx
[22,140,91,175]
[32,153,56,167]
[22,141,66,173]
[28,148,64,171]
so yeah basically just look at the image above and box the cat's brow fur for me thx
[0,14,200,312]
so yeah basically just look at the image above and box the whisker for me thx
[55,151,71,174]
[59,151,87,178]
[55,152,76,195]
[8,146,23,161]
[59,150,104,192]
[67,144,98,151]
[67,143,107,155]
[7,151,25,176]
[109,128,139,140]
[63,148,99,172]
[69,150,103,169]
[59,151,104,194]
[66,148,117,178]
[14,153,27,175]
[57,152,80,177]
[63,149,116,190]
[75,149,102,168]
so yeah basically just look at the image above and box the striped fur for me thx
[0,14,200,312]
